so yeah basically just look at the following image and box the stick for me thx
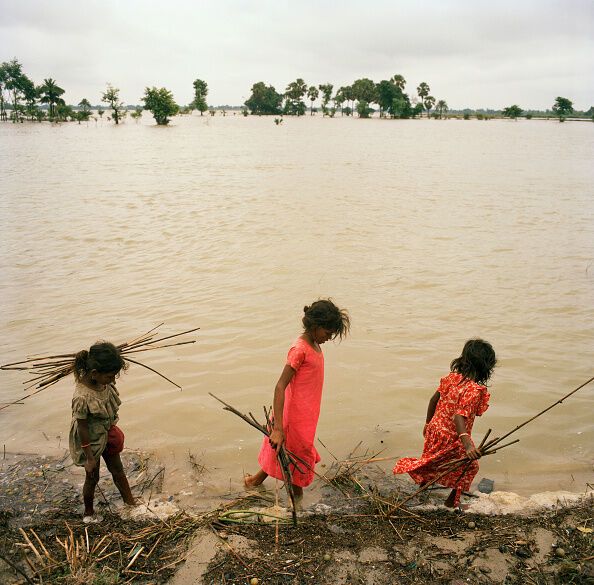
[125,357,182,389]
[484,375,594,450]
[0,553,35,585]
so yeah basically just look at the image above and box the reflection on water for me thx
[0,115,592,497]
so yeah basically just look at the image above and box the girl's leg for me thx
[103,452,136,505]
[83,461,100,517]
[292,484,303,499]
[244,469,268,488]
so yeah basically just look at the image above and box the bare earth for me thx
[0,451,592,585]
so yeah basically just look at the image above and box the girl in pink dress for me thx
[393,339,497,508]
[244,299,350,497]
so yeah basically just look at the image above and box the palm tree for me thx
[417,82,430,117]
[78,98,91,112]
[435,100,448,119]
[39,78,65,119]
[392,74,406,91]
[0,63,8,121]
[307,85,319,115]
[424,96,436,118]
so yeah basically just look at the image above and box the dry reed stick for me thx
[0,324,199,410]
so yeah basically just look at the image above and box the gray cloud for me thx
[1,0,592,109]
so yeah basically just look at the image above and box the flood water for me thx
[0,114,592,501]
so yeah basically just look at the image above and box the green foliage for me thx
[552,96,573,119]
[130,107,143,122]
[411,103,424,118]
[352,78,376,105]
[192,78,208,115]
[245,82,282,115]
[502,104,523,119]
[376,79,412,118]
[525,113,533,119]
[3,58,35,122]
[435,100,448,119]
[39,77,65,120]
[307,85,319,115]
[463,112,470,120]
[343,106,352,117]
[55,102,75,121]
[284,78,307,116]
[392,74,406,91]
[417,82,430,100]
[318,83,333,115]
[102,84,125,124]
[356,99,373,118]
[142,86,179,125]
[78,98,92,112]
[76,110,91,123]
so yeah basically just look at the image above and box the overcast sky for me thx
[1,0,593,110]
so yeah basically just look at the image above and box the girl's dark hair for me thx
[302,299,351,340]
[74,341,127,382]
[450,339,496,385]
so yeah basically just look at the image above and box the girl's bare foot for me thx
[244,469,268,489]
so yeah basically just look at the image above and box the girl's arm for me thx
[77,419,97,472]
[423,391,440,436]
[454,414,481,460]
[268,364,296,451]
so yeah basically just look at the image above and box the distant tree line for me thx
[0,58,211,125]
[243,75,447,119]
[0,58,590,125]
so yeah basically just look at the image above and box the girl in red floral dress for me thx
[393,339,497,508]
[244,299,350,498]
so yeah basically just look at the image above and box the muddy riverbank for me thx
[1,450,592,584]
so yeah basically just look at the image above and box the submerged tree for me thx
[0,62,7,121]
[130,106,143,122]
[244,82,283,115]
[102,84,125,124]
[39,78,65,120]
[142,86,179,125]
[307,85,319,115]
[552,96,573,120]
[376,78,411,118]
[318,83,333,115]
[352,78,376,117]
[435,100,449,119]
[392,74,406,91]
[502,104,523,120]
[284,78,307,115]
[3,58,30,122]
[192,79,208,115]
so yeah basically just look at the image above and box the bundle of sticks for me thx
[209,393,302,526]
[0,324,200,411]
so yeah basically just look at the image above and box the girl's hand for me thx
[269,429,285,451]
[84,456,97,474]
[461,436,481,460]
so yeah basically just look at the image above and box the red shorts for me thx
[104,425,125,456]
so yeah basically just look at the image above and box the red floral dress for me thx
[393,372,490,506]
[258,338,324,487]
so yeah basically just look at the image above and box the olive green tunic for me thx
[69,381,121,466]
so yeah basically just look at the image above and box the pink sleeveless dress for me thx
[258,337,324,487]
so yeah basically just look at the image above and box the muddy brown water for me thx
[0,114,592,502]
